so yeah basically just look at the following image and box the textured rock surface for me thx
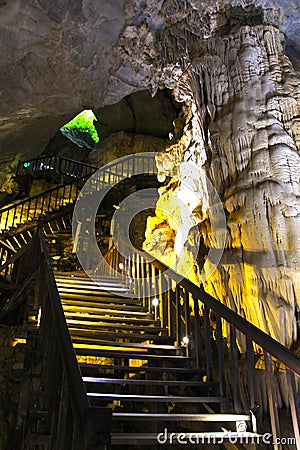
[0,0,299,171]
[0,0,300,348]
[144,24,300,348]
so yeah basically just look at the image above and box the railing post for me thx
[246,337,259,430]
[230,325,241,413]
[183,290,190,357]
[286,370,300,449]
[264,351,282,450]
[216,314,226,407]
[175,285,181,346]
[204,306,213,382]
[193,295,201,371]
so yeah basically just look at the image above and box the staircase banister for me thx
[38,227,90,422]
[18,155,55,164]
[58,156,98,171]
[135,246,300,376]
[0,239,17,253]
[0,234,37,274]
[0,176,87,214]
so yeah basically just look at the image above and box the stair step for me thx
[59,293,141,305]
[68,321,166,333]
[69,329,172,343]
[72,338,181,351]
[55,276,127,286]
[80,364,201,375]
[56,280,130,291]
[111,432,260,445]
[63,305,152,318]
[55,272,121,280]
[76,348,192,361]
[82,377,217,387]
[58,286,132,294]
[62,300,148,313]
[65,313,155,324]
[112,413,252,422]
[88,393,228,403]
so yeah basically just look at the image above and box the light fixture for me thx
[118,262,124,270]
[182,336,189,345]
[152,298,159,307]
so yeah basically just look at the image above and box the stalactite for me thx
[144,24,300,351]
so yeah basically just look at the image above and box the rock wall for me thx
[1,0,299,175]
[144,24,300,348]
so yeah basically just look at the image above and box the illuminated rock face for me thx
[144,24,300,348]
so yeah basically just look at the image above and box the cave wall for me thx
[144,23,300,348]
[1,0,299,173]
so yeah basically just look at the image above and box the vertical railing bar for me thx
[246,337,257,411]
[216,314,225,403]
[175,285,181,346]
[230,324,240,413]
[264,351,281,450]
[167,278,172,337]
[286,369,300,450]
[204,305,213,382]
[193,295,201,372]
[184,290,190,357]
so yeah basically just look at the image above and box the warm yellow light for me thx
[10,338,26,347]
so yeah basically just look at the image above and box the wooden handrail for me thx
[124,244,300,377]
[17,155,98,174]
[38,228,90,421]
[0,235,37,273]
[0,177,86,214]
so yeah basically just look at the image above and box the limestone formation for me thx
[144,24,300,348]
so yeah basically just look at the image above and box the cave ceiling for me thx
[0,0,299,171]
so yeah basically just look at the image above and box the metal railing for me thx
[1,153,157,235]
[16,155,98,178]
[0,229,111,449]
[0,178,84,233]
[99,243,300,449]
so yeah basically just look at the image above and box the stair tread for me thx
[62,299,147,312]
[69,329,171,342]
[88,393,228,402]
[111,432,261,443]
[80,364,199,374]
[83,377,216,387]
[68,322,166,333]
[55,276,126,285]
[76,349,192,360]
[63,304,148,315]
[112,413,251,421]
[58,286,132,295]
[63,307,152,318]
[72,338,181,351]
[65,313,155,323]
[55,272,120,280]
[59,293,141,304]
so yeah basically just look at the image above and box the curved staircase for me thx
[0,155,299,449]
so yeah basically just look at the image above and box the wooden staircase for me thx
[54,271,258,447]
[0,154,299,449]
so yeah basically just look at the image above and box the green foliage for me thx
[61,110,99,143]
